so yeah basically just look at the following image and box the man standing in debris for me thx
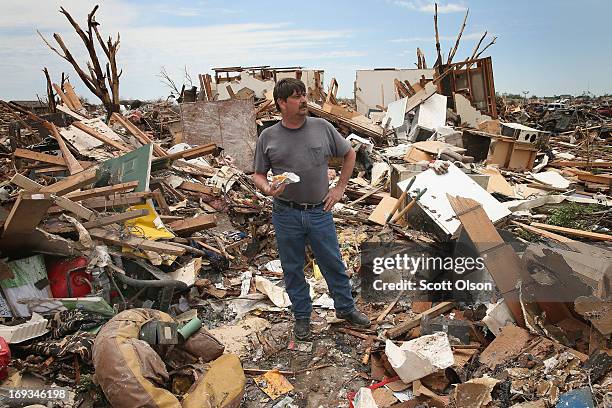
[253,78,371,340]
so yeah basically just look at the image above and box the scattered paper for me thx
[255,276,291,308]
[264,260,283,273]
[254,370,294,400]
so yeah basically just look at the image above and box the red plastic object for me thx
[0,336,10,380]
[347,376,399,408]
[47,257,92,298]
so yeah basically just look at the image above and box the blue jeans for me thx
[272,200,356,319]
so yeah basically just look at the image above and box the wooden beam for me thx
[511,221,577,243]
[34,166,69,174]
[447,8,469,64]
[40,167,98,195]
[530,222,612,242]
[14,148,67,166]
[307,103,383,140]
[226,85,235,98]
[162,143,217,161]
[11,169,96,195]
[576,173,612,188]
[64,181,139,201]
[203,74,214,101]
[72,121,131,152]
[550,161,612,169]
[54,196,95,220]
[14,149,90,169]
[76,191,154,210]
[49,122,83,175]
[433,3,442,66]
[10,173,42,191]
[2,192,54,237]
[197,74,206,101]
[89,228,185,256]
[56,104,88,121]
[168,214,217,237]
[178,181,221,196]
[111,113,167,157]
[9,173,96,220]
[255,100,273,116]
[386,301,454,339]
[52,83,75,110]
[151,189,170,215]
[62,82,84,111]
[81,209,149,229]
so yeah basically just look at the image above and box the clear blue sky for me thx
[1,0,610,101]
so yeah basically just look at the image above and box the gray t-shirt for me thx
[254,117,351,204]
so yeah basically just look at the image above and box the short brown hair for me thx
[273,78,306,110]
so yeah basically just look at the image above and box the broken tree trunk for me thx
[38,5,121,118]
[43,68,56,113]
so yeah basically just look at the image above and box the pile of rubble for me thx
[0,4,609,408]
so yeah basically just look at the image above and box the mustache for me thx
[299,103,307,108]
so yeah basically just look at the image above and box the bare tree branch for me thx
[37,30,67,60]
[184,66,193,88]
[158,66,181,96]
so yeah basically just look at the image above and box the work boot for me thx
[336,309,371,327]
[294,318,311,341]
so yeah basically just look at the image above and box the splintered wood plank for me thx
[2,192,54,237]
[9,173,96,220]
[53,83,75,110]
[49,122,83,175]
[576,172,612,187]
[56,104,88,121]
[386,301,455,339]
[64,181,139,201]
[530,222,612,242]
[40,167,98,195]
[81,209,149,229]
[111,113,167,157]
[178,181,221,195]
[14,148,67,166]
[152,189,170,215]
[53,196,95,220]
[163,143,217,161]
[168,214,217,237]
[34,166,70,174]
[11,173,46,191]
[511,221,576,243]
[72,121,131,152]
[14,149,91,170]
[74,192,154,210]
[89,228,185,256]
[550,161,612,169]
[62,82,84,111]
